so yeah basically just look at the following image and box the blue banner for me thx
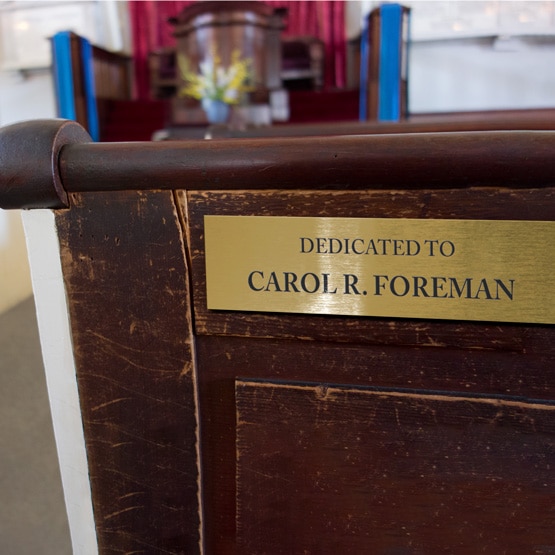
[80,37,99,141]
[51,31,76,121]
[378,3,402,121]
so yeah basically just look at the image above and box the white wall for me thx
[0,69,56,314]
[349,0,555,113]
[410,36,555,113]
[0,69,56,125]
[0,209,33,313]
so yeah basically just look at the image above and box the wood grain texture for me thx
[195,334,554,553]
[4,122,552,554]
[0,119,91,209]
[181,185,553,553]
[236,379,555,555]
[205,109,555,139]
[184,188,554,353]
[60,132,555,193]
[55,191,200,554]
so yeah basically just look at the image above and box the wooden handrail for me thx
[1,119,555,209]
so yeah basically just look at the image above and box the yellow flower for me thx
[178,48,253,105]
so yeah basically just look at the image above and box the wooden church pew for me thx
[161,107,555,140]
[0,119,553,554]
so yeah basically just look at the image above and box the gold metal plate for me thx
[204,216,554,324]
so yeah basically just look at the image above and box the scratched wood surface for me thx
[180,187,554,553]
[194,334,554,553]
[236,379,554,555]
[1,121,553,554]
[51,175,553,554]
[183,188,554,353]
[51,185,554,554]
[55,191,200,554]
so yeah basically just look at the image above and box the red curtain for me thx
[128,0,346,100]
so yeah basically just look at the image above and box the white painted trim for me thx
[22,209,98,555]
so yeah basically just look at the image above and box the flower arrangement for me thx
[178,49,253,105]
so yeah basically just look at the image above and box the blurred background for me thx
[0,1,554,552]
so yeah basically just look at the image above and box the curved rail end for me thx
[0,119,91,210]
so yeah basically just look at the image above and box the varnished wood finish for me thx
[0,120,553,554]
[91,45,132,101]
[184,188,554,349]
[2,120,555,205]
[236,379,553,554]
[60,132,555,193]
[206,108,555,138]
[194,333,554,554]
[183,188,554,553]
[51,32,132,139]
[67,32,89,132]
[170,1,285,112]
[55,191,200,554]
[0,120,90,210]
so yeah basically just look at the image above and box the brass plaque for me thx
[204,216,554,324]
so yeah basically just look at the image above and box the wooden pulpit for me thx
[169,1,286,125]
[0,120,553,554]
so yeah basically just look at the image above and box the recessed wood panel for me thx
[236,379,555,554]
